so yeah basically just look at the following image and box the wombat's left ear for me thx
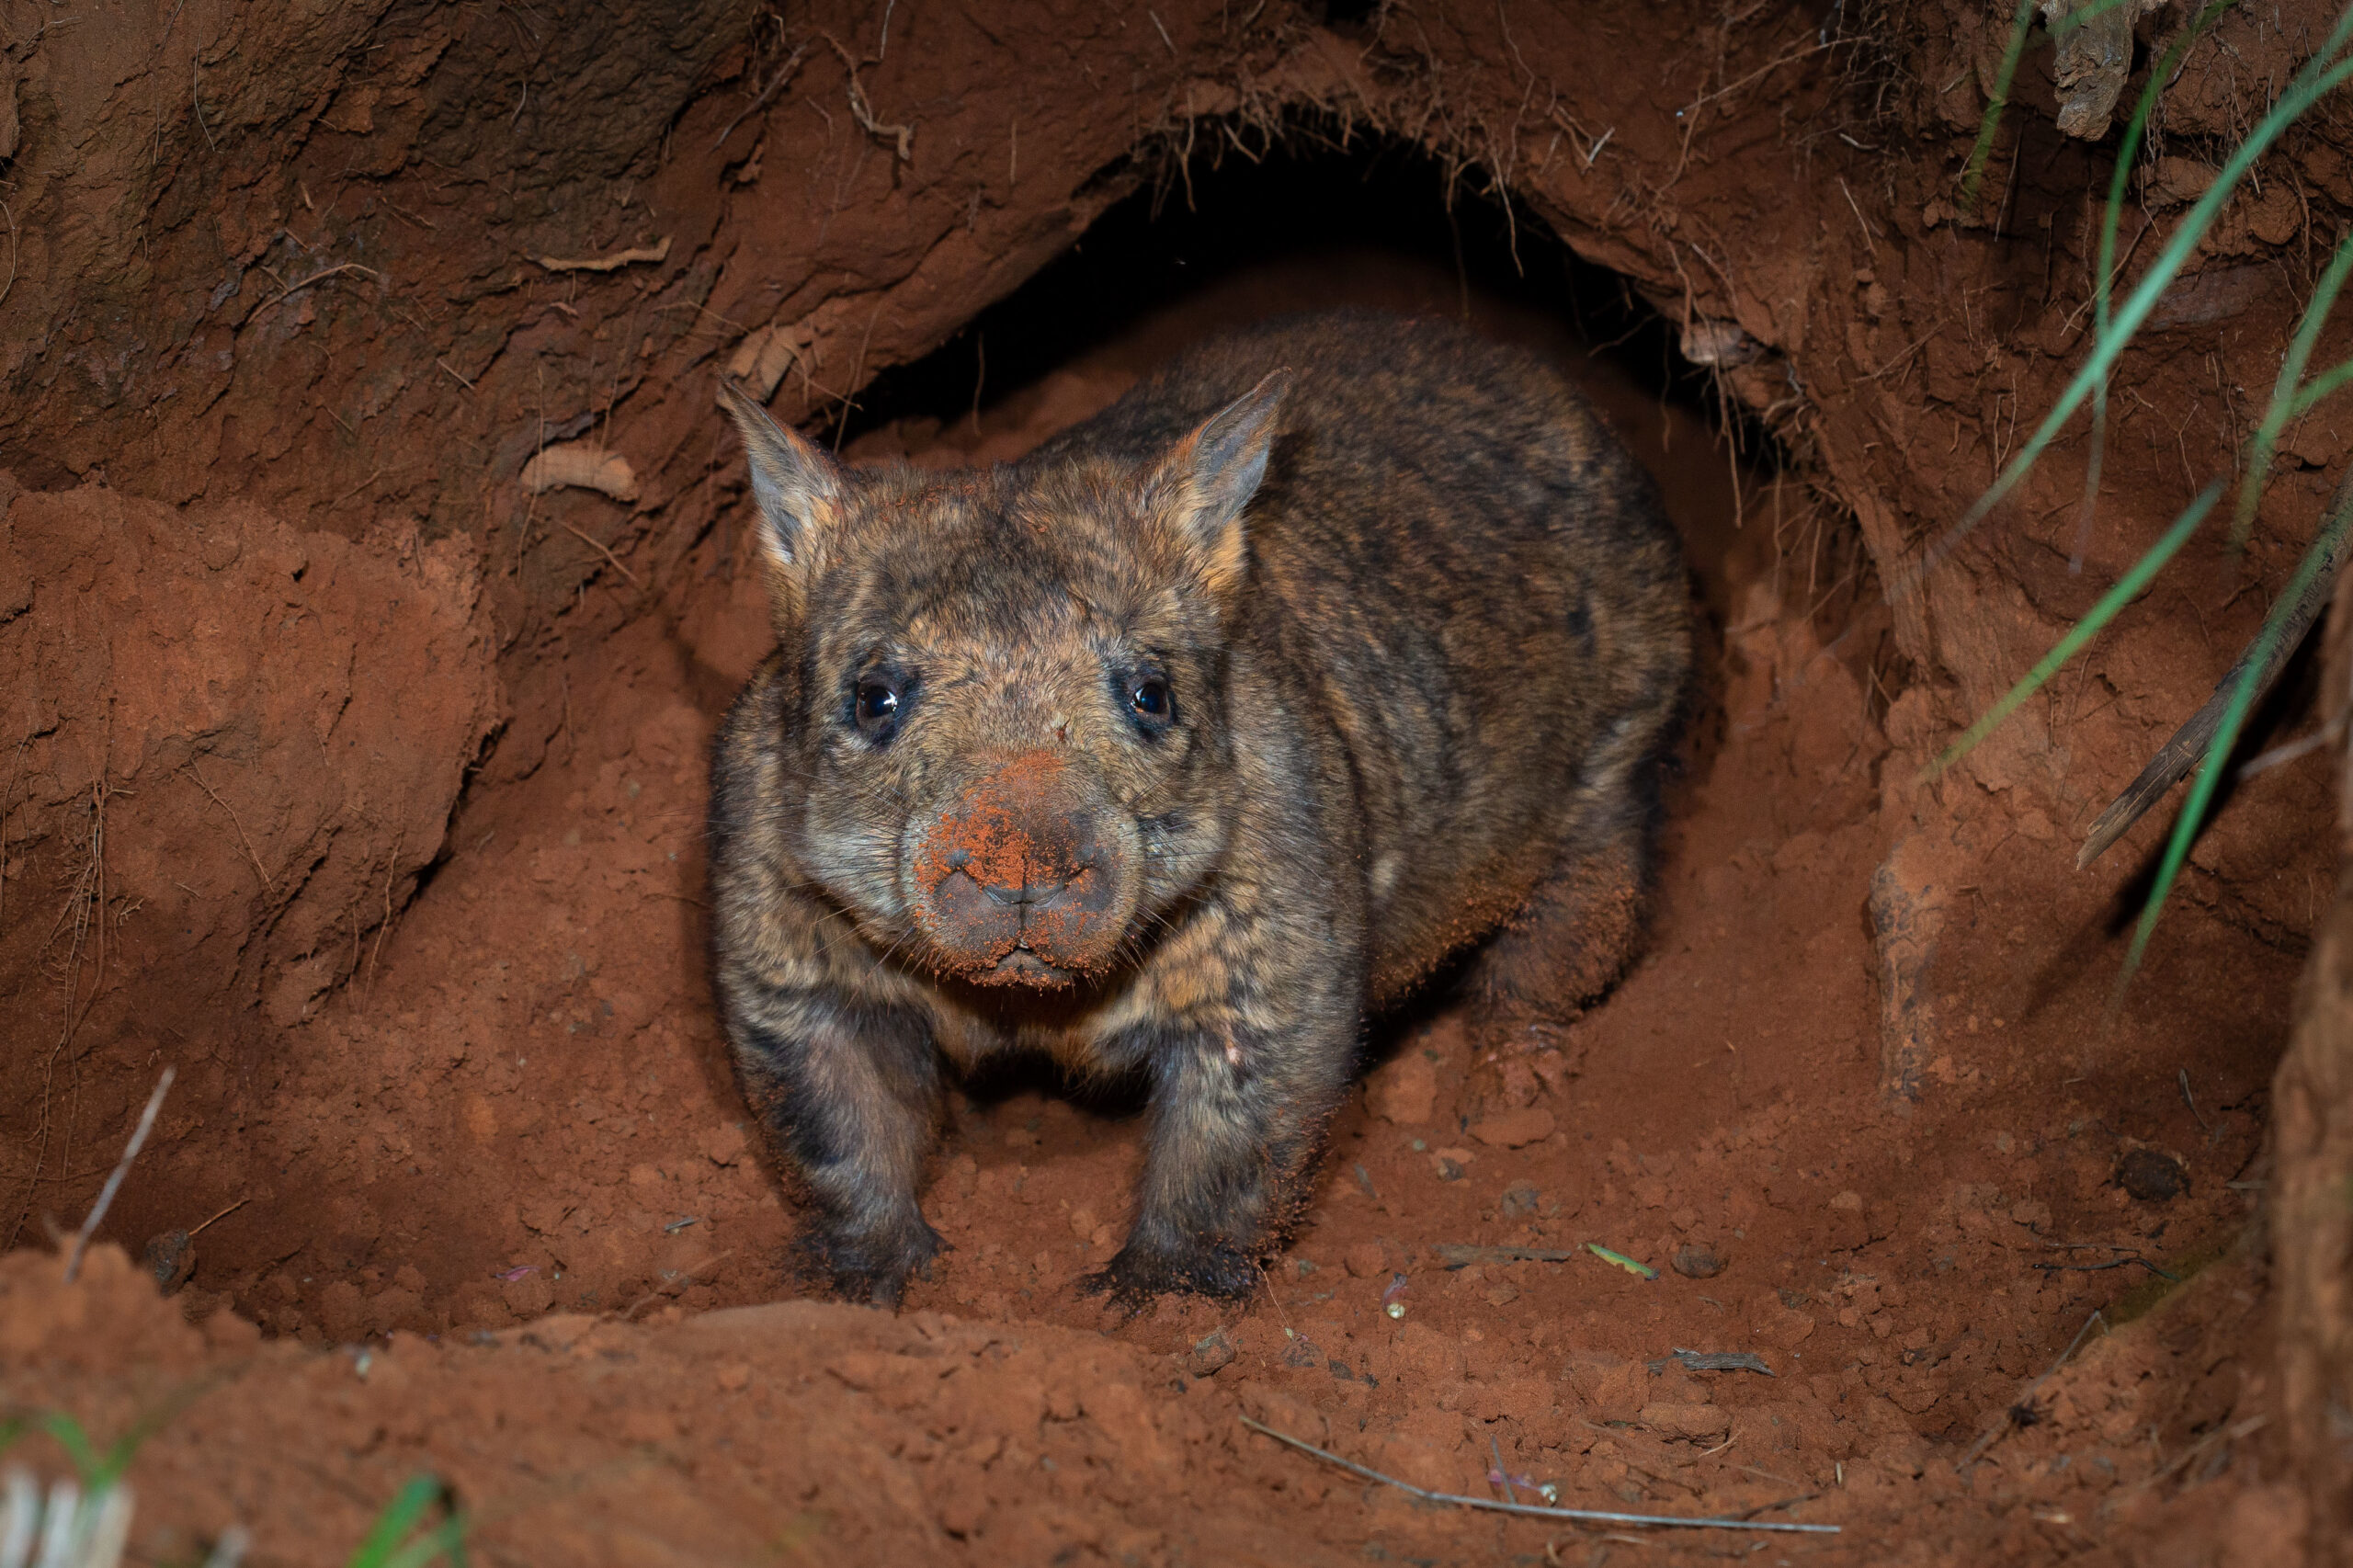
[1152,369,1290,596]
[716,376,847,582]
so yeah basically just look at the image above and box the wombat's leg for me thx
[1091,1019,1353,1302]
[1472,820,1650,1036]
[728,985,945,1305]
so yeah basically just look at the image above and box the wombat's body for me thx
[710,310,1688,1302]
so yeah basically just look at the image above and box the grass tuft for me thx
[1935,1,2353,989]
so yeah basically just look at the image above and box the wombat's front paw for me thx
[1085,1236,1259,1306]
[792,1218,944,1307]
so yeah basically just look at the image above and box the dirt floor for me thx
[5,0,2351,1562]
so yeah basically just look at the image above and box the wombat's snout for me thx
[909,753,1127,986]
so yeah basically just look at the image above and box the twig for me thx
[436,358,477,391]
[334,467,383,507]
[531,236,672,274]
[188,1197,248,1237]
[822,35,912,163]
[711,41,810,151]
[2079,468,2353,868]
[561,521,640,585]
[2130,1414,2267,1497]
[270,262,382,304]
[614,1249,734,1321]
[366,829,403,991]
[2180,1069,2215,1133]
[64,1068,174,1283]
[1489,1435,1518,1506]
[1435,1244,1576,1267]
[187,761,271,892]
[1649,1348,1774,1376]
[1837,176,1881,254]
[192,57,217,151]
[1256,1261,1296,1339]
[2033,1256,2177,1278]
[1238,1417,1838,1534]
[0,200,17,312]
[2238,715,2345,778]
[1962,1311,2106,1468]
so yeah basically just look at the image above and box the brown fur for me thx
[707,310,1689,1302]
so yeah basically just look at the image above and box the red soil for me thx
[3,256,2324,1564]
[4,1,2344,1562]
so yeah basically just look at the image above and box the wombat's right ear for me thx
[716,376,846,577]
[1151,368,1290,598]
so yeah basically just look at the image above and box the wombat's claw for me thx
[1088,1240,1260,1305]
[790,1223,943,1308]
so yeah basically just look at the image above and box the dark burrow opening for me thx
[823,123,1831,1116]
[832,124,1755,466]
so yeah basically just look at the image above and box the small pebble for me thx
[143,1230,196,1293]
[1673,1242,1725,1279]
[2118,1149,2188,1203]
[1189,1329,1237,1376]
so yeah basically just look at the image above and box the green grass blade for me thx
[2290,356,2353,417]
[1931,16,2353,569]
[2236,229,2353,545]
[1962,0,2042,213]
[1927,481,2222,779]
[2125,483,2353,976]
[35,1414,99,1483]
[2079,2,2235,566]
[2098,1,2235,332]
[384,1515,472,1568]
[347,1475,446,1568]
[2076,379,2110,571]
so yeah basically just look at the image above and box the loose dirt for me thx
[3,1,2345,1562]
[2,256,2321,1564]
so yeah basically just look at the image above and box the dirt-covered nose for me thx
[910,754,1122,985]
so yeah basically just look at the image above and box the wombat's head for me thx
[718,370,1288,992]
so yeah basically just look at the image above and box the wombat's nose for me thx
[982,869,1076,908]
[909,753,1124,983]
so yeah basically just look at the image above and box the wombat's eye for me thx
[853,676,902,741]
[1128,676,1174,729]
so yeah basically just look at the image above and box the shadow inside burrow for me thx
[789,125,1787,1165]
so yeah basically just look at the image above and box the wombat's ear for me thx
[716,375,846,577]
[1152,369,1290,596]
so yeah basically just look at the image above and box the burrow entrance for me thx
[3,2,2339,1559]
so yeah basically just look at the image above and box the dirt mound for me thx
[0,1233,2288,1566]
[0,480,502,1252]
[5,0,2350,1561]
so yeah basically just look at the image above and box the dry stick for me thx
[2180,1068,2215,1133]
[1238,1417,1838,1535]
[710,41,810,152]
[64,1067,174,1283]
[2076,488,2353,868]
[560,521,640,585]
[1961,1309,2108,1470]
[1489,1434,1519,1506]
[188,1196,248,1237]
[187,762,271,892]
[0,199,17,312]
[269,262,382,304]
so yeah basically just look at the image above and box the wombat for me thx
[709,309,1688,1304]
